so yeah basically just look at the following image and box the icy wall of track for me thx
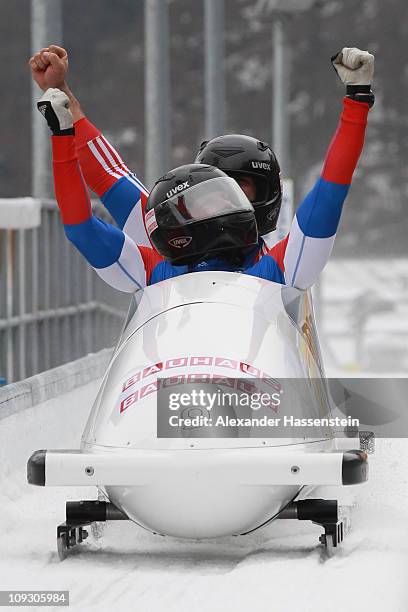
[0,380,99,487]
[1,353,408,611]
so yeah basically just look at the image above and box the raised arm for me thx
[73,114,150,246]
[37,89,161,293]
[29,45,151,247]
[266,48,374,289]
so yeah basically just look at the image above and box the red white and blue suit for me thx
[52,97,369,291]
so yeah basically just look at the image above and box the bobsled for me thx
[27,272,368,559]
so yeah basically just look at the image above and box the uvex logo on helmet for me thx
[166,181,189,199]
[168,236,193,249]
[251,161,271,171]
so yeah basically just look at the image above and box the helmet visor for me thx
[157,176,254,226]
[229,171,271,206]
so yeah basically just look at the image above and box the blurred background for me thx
[1,0,407,385]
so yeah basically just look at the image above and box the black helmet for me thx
[195,134,282,235]
[144,163,258,266]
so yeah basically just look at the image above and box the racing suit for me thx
[52,98,369,291]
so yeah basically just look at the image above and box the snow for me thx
[1,380,408,612]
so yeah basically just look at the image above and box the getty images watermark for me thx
[168,387,282,410]
[156,378,362,438]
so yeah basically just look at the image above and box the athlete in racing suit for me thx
[30,47,373,291]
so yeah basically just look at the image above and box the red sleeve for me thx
[138,246,164,284]
[74,117,101,148]
[52,136,92,225]
[74,117,129,196]
[140,191,149,217]
[266,235,289,273]
[321,98,369,185]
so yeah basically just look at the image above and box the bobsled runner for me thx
[27,272,368,559]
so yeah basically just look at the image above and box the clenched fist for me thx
[332,47,375,86]
[29,44,68,91]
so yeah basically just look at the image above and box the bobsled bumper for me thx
[27,448,368,487]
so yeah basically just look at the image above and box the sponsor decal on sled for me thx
[119,356,282,414]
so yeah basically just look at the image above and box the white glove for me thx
[37,88,73,134]
[332,47,374,86]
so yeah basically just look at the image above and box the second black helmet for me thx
[195,134,282,235]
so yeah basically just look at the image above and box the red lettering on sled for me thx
[186,373,210,383]
[165,357,188,369]
[122,372,141,392]
[143,362,163,378]
[120,391,139,413]
[240,362,261,377]
[140,380,161,399]
[236,379,257,394]
[211,376,236,388]
[215,358,237,370]
[190,356,214,366]
[162,375,186,387]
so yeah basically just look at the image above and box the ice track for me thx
[1,379,408,612]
